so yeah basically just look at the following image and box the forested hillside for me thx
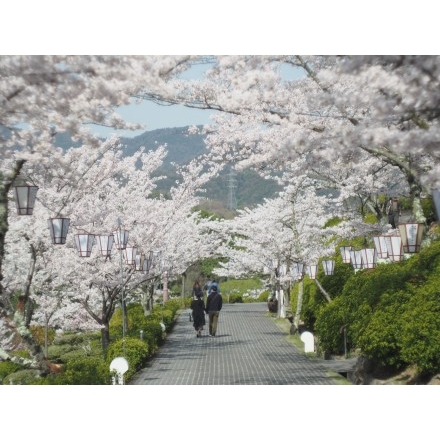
[55,126,281,213]
[119,126,281,211]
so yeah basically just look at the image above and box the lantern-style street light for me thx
[322,259,335,275]
[142,251,154,273]
[74,231,95,257]
[123,246,137,266]
[373,236,389,260]
[48,217,70,245]
[349,250,363,270]
[398,223,424,253]
[135,253,145,271]
[340,246,353,264]
[306,264,318,280]
[13,184,39,215]
[95,234,114,257]
[384,235,403,262]
[360,248,377,269]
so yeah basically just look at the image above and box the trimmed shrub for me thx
[229,293,243,303]
[35,356,110,385]
[0,361,21,383]
[106,337,149,383]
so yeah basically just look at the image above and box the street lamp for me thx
[306,264,317,280]
[340,246,353,264]
[360,248,377,269]
[142,251,153,273]
[48,217,70,244]
[398,222,424,253]
[95,234,114,257]
[161,258,170,303]
[112,220,130,349]
[123,246,137,266]
[74,231,95,257]
[349,250,363,270]
[134,252,145,271]
[322,259,335,275]
[13,184,39,215]
[373,236,389,260]
[383,235,403,262]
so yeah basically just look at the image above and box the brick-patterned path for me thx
[129,302,341,385]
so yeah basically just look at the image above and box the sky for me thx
[92,61,304,138]
[93,98,215,138]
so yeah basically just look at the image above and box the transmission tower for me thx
[227,166,237,211]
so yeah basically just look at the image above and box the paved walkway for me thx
[129,302,354,385]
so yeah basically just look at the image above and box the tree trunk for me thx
[101,322,111,355]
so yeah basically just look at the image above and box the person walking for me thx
[190,280,205,338]
[208,279,220,295]
[205,285,222,337]
[387,196,401,229]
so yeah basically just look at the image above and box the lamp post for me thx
[271,259,282,317]
[113,220,130,349]
[433,189,440,221]
[161,258,170,303]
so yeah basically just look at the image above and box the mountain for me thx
[54,126,281,215]
[119,126,281,213]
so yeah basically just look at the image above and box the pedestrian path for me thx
[129,302,348,385]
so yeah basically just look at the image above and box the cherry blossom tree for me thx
[149,56,440,220]
[0,55,205,369]
[3,137,222,355]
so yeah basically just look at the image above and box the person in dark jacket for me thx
[208,279,220,295]
[190,283,206,338]
[205,285,222,337]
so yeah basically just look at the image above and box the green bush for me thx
[229,293,243,303]
[30,325,56,346]
[313,240,440,374]
[0,361,22,383]
[35,356,110,385]
[106,337,149,383]
[258,290,270,302]
[400,279,440,374]
[3,369,43,385]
